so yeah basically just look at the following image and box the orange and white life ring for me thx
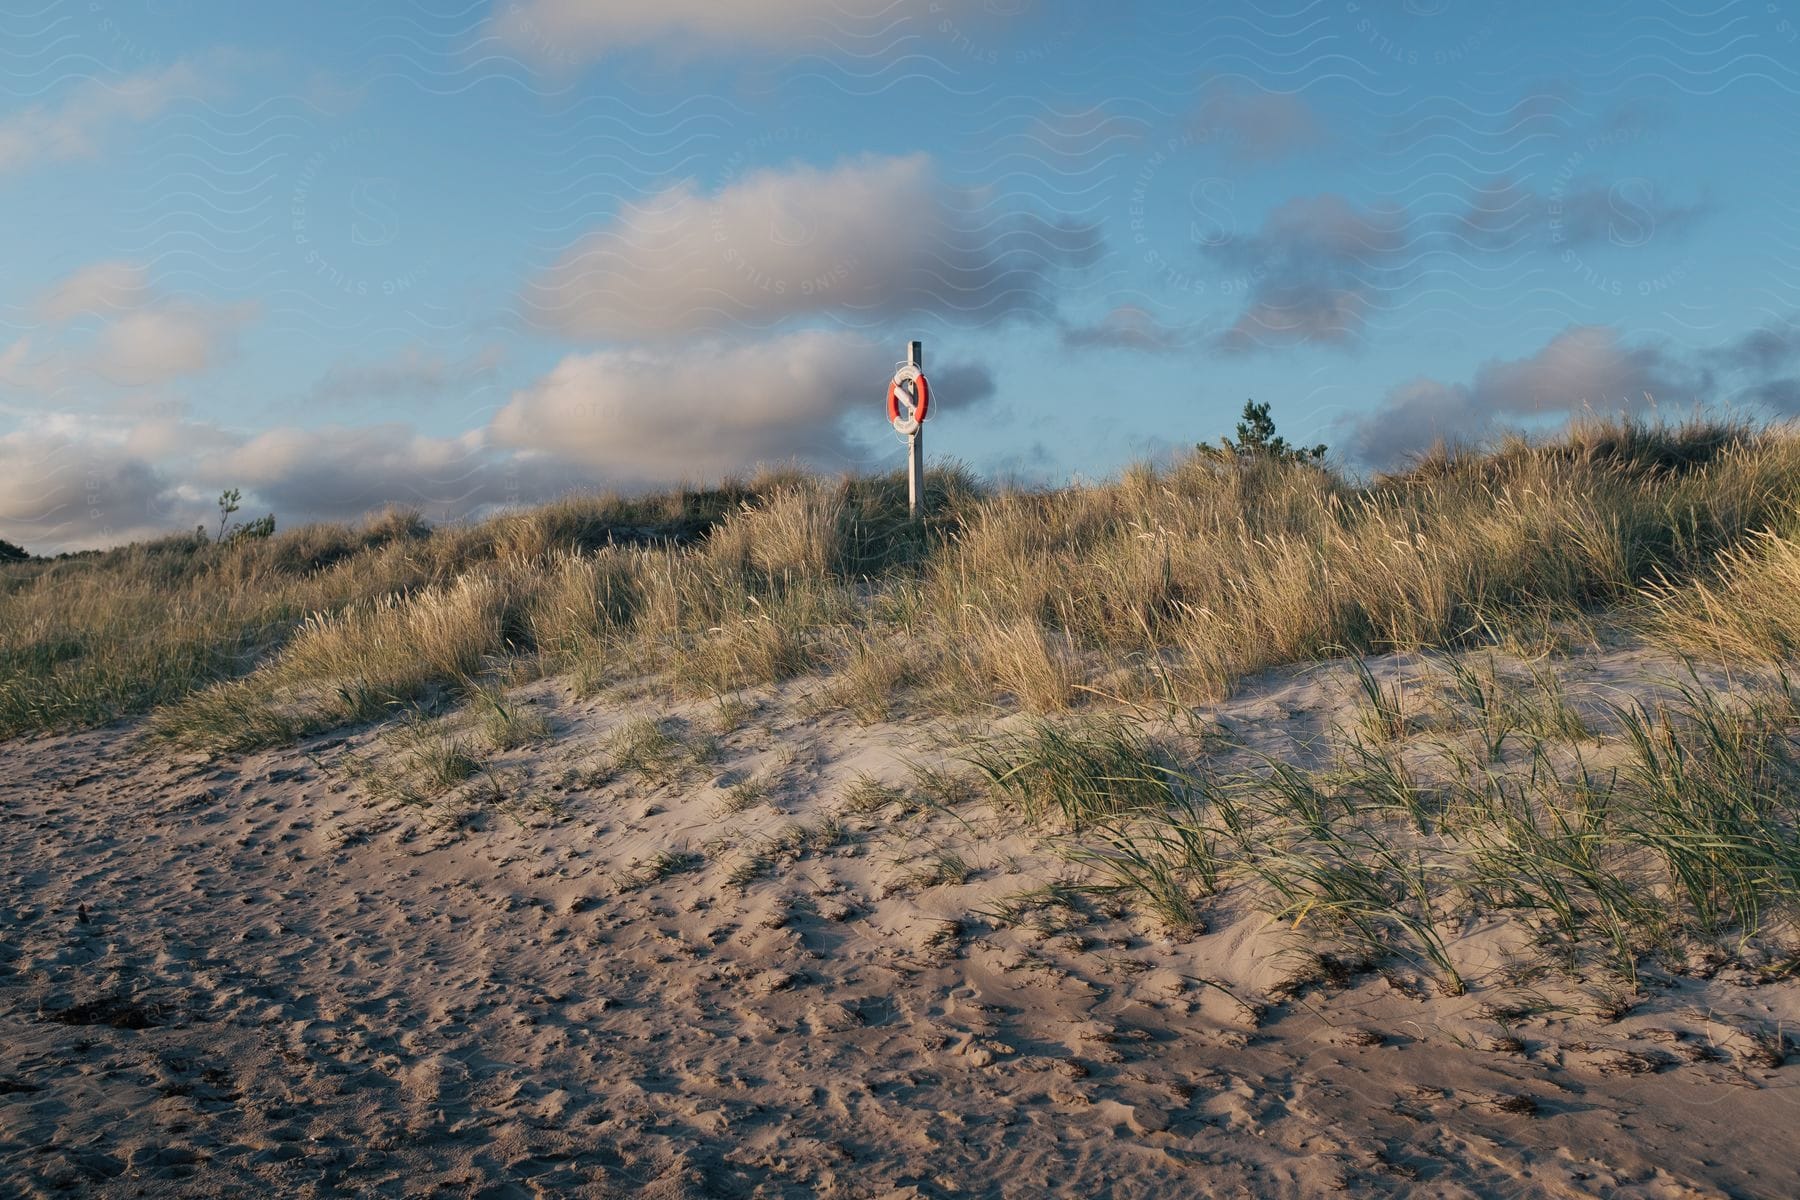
[887,365,929,432]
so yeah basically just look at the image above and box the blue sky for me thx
[3,0,1798,550]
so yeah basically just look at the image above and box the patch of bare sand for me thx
[2,647,1797,1197]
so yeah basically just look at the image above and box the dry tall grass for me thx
[1646,530,1800,661]
[4,418,1799,748]
[0,487,758,741]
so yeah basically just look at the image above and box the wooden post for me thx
[906,340,923,520]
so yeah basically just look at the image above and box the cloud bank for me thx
[0,327,1006,552]
[1340,325,1718,467]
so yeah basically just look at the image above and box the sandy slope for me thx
[2,653,1798,1198]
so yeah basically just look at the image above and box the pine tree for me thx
[1204,400,1327,464]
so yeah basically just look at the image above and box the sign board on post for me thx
[888,340,929,519]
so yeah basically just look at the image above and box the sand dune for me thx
[2,649,1798,1198]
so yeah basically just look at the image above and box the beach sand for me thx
[3,651,1797,1198]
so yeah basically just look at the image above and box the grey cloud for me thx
[1204,194,1413,354]
[1550,180,1709,251]
[926,362,998,413]
[1061,305,1192,353]
[1450,177,1538,251]
[1340,325,1715,469]
[1192,82,1325,165]
[1706,315,1800,378]
[307,345,507,407]
[1704,313,1800,413]
[0,337,58,397]
[1746,379,1800,413]
[1204,164,1709,359]
[123,418,242,463]
[526,153,1101,339]
[208,425,566,525]
[0,426,190,553]
[0,417,572,554]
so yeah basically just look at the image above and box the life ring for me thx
[887,365,929,428]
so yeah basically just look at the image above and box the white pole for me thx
[907,340,923,520]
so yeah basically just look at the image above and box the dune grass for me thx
[968,716,1177,829]
[4,417,1800,754]
[1644,529,1800,662]
[0,487,759,741]
[1012,666,1800,993]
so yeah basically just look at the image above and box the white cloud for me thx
[491,0,993,58]
[527,153,1099,339]
[493,0,836,52]
[491,330,883,481]
[123,417,242,463]
[7,261,257,391]
[0,338,44,395]
[95,300,258,385]
[36,260,151,321]
[0,61,208,176]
